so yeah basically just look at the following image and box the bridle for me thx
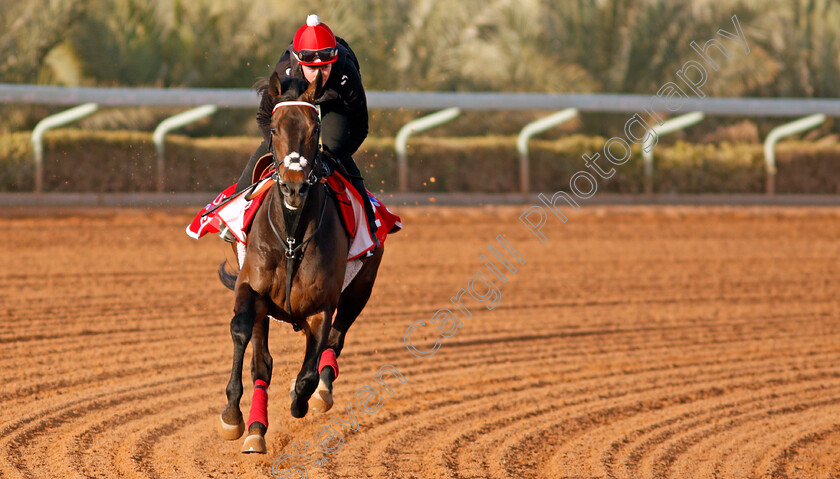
[268,101,324,189]
[267,100,331,319]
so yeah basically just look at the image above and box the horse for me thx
[216,70,385,454]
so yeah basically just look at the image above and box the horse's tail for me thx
[218,260,238,291]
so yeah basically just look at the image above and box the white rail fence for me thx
[2,84,839,194]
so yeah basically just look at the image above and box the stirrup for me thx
[367,219,380,248]
[220,225,236,243]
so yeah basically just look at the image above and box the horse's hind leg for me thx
[314,248,385,413]
[219,284,258,441]
[241,314,272,453]
[290,308,333,418]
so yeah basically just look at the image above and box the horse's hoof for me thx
[218,414,245,440]
[310,378,333,413]
[290,400,309,418]
[241,434,267,454]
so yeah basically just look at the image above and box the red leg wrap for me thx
[247,379,269,430]
[318,348,339,379]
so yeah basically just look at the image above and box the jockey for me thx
[225,14,379,246]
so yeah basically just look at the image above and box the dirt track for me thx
[1,205,839,479]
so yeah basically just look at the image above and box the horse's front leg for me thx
[219,284,260,440]
[290,308,333,418]
[242,314,272,453]
[313,248,385,413]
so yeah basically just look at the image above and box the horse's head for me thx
[267,70,323,210]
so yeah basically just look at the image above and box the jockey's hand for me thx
[320,146,335,161]
[319,145,340,178]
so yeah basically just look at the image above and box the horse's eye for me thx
[270,127,277,135]
[299,184,309,195]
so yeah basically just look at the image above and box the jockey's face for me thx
[302,63,331,85]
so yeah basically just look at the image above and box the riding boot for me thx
[349,176,380,248]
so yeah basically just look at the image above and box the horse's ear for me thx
[302,69,323,103]
[268,72,283,99]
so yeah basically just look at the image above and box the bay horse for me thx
[217,71,384,454]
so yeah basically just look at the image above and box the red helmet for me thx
[292,15,338,66]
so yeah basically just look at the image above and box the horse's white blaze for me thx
[283,152,309,171]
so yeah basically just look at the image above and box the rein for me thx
[267,100,330,319]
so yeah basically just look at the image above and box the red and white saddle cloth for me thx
[186,171,402,261]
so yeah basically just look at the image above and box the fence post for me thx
[763,114,826,195]
[642,111,705,195]
[153,104,217,192]
[31,103,98,193]
[516,108,579,195]
[394,107,460,193]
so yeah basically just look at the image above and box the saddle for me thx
[244,154,275,200]
[186,152,401,261]
[251,153,274,185]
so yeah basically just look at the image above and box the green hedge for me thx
[0,132,33,191]
[2,129,840,194]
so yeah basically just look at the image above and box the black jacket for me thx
[256,38,369,160]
